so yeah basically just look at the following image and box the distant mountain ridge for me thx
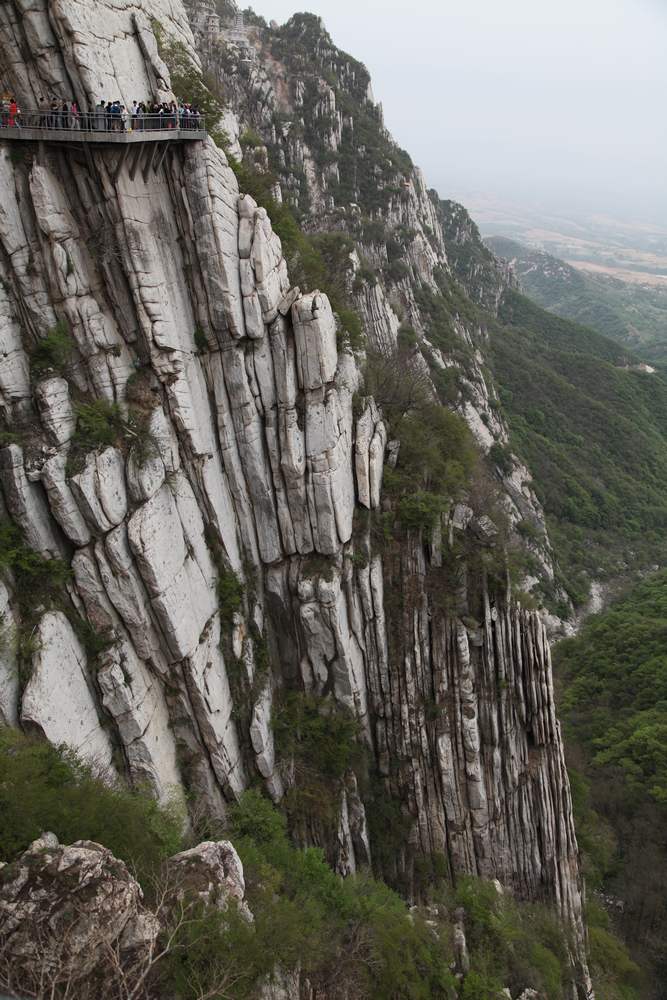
[487,235,667,363]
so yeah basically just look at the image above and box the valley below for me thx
[469,195,667,286]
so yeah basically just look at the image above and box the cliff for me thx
[0,2,591,995]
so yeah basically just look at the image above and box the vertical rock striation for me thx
[0,3,590,994]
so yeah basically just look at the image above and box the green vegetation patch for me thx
[488,290,667,603]
[186,789,457,999]
[273,693,365,828]
[0,521,71,614]
[0,733,638,998]
[557,570,667,805]
[273,693,362,781]
[66,399,157,475]
[556,572,667,991]
[438,200,508,310]
[0,518,114,680]
[29,320,74,377]
[153,21,225,143]
[203,525,245,636]
[72,399,128,450]
[0,730,183,881]
[364,349,477,535]
[270,14,412,217]
[217,567,244,630]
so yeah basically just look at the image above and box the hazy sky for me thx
[247,0,667,225]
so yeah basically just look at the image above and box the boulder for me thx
[166,840,252,921]
[0,835,158,987]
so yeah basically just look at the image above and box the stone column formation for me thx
[0,2,591,995]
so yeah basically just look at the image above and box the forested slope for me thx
[488,291,667,606]
[556,572,667,994]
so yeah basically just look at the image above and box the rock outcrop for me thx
[0,833,248,1000]
[0,833,160,995]
[166,839,252,921]
[0,2,590,995]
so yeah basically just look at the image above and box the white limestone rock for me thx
[70,448,127,534]
[41,452,91,547]
[353,274,400,354]
[93,526,165,664]
[305,388,355,552]
[146,406,181,474]
[21,611,115,774]
[186,143,246,339]
[243,289,266,340]
[127,484,216,660]
[238,194,259,248]
[97,640,183,804]
[250,685,280,786]
[355,403,375,510]
[0,836,159,984]
[336,788,357,877]
[167,840,251,920]
[183,616,245,795]
[127,485,186,596]
[70,453,115,535]
[0,445,62,556]
[452,504,474,532]
[95,447,128,526]
[453,907,471,975]
[355,399,386,510]
[292,293,338,391]
[126,445,165,504]
[0,11,592,990]
[0,274,30,417]
[369,422,387,509]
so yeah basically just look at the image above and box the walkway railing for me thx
[0,109,206,138]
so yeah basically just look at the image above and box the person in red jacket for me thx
[8,98,17,127]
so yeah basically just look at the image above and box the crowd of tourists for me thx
[0,97,204,132]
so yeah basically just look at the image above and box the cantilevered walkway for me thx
[0,111,207,180]
[0,111,206,143]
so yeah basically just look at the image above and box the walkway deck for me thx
[0,112,207,182]
[0,112,206,145]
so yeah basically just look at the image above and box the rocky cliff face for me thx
[206,11,558,591]
[0,2,590,995]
